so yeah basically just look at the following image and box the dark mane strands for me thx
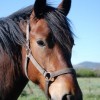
[44,8,74,59]
[0,18,25,58]
[0,5,33,59]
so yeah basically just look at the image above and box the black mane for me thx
[44,8,74,60]
[0,5,33,59]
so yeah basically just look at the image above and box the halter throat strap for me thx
[24,20,75,97]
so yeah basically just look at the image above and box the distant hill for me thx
[74,61,100,70]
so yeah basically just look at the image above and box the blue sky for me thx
[0,0,100,64]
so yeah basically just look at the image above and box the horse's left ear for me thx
[58,0,71,16]
[34,0,47,18]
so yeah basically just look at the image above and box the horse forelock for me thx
[44,9,74,60]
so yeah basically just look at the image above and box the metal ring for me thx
[45,72,51,80]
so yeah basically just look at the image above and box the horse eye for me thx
[37,40,46,47]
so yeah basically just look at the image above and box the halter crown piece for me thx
[24,20,75,98]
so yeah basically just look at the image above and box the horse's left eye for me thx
[37,40,46,47]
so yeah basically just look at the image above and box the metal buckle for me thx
[44,72,54,82]
[44,72,51,80]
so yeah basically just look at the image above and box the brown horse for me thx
[0,0,82,100]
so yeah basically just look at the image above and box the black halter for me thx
[24,20,75,98]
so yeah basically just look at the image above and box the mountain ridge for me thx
[73,61,100,70]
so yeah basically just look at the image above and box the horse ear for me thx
[34,0,47,18]
[58,0,71,16]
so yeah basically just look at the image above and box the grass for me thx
[18,78,100,100]
[78,78,100,100]
[18,82,47,100]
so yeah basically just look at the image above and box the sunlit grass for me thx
[78,78,100,100]
[18,81,47,100]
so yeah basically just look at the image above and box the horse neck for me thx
[0,52,28,100]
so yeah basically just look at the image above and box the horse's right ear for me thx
[58,0,71,16]
[34,0,47,18]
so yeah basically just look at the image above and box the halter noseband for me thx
[24,20,75,97]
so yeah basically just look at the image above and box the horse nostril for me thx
[62,94,74,100]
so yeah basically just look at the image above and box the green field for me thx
[78,78,100,100]
[18,78,100,100]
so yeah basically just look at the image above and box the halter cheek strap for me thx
[24,20,75,98]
